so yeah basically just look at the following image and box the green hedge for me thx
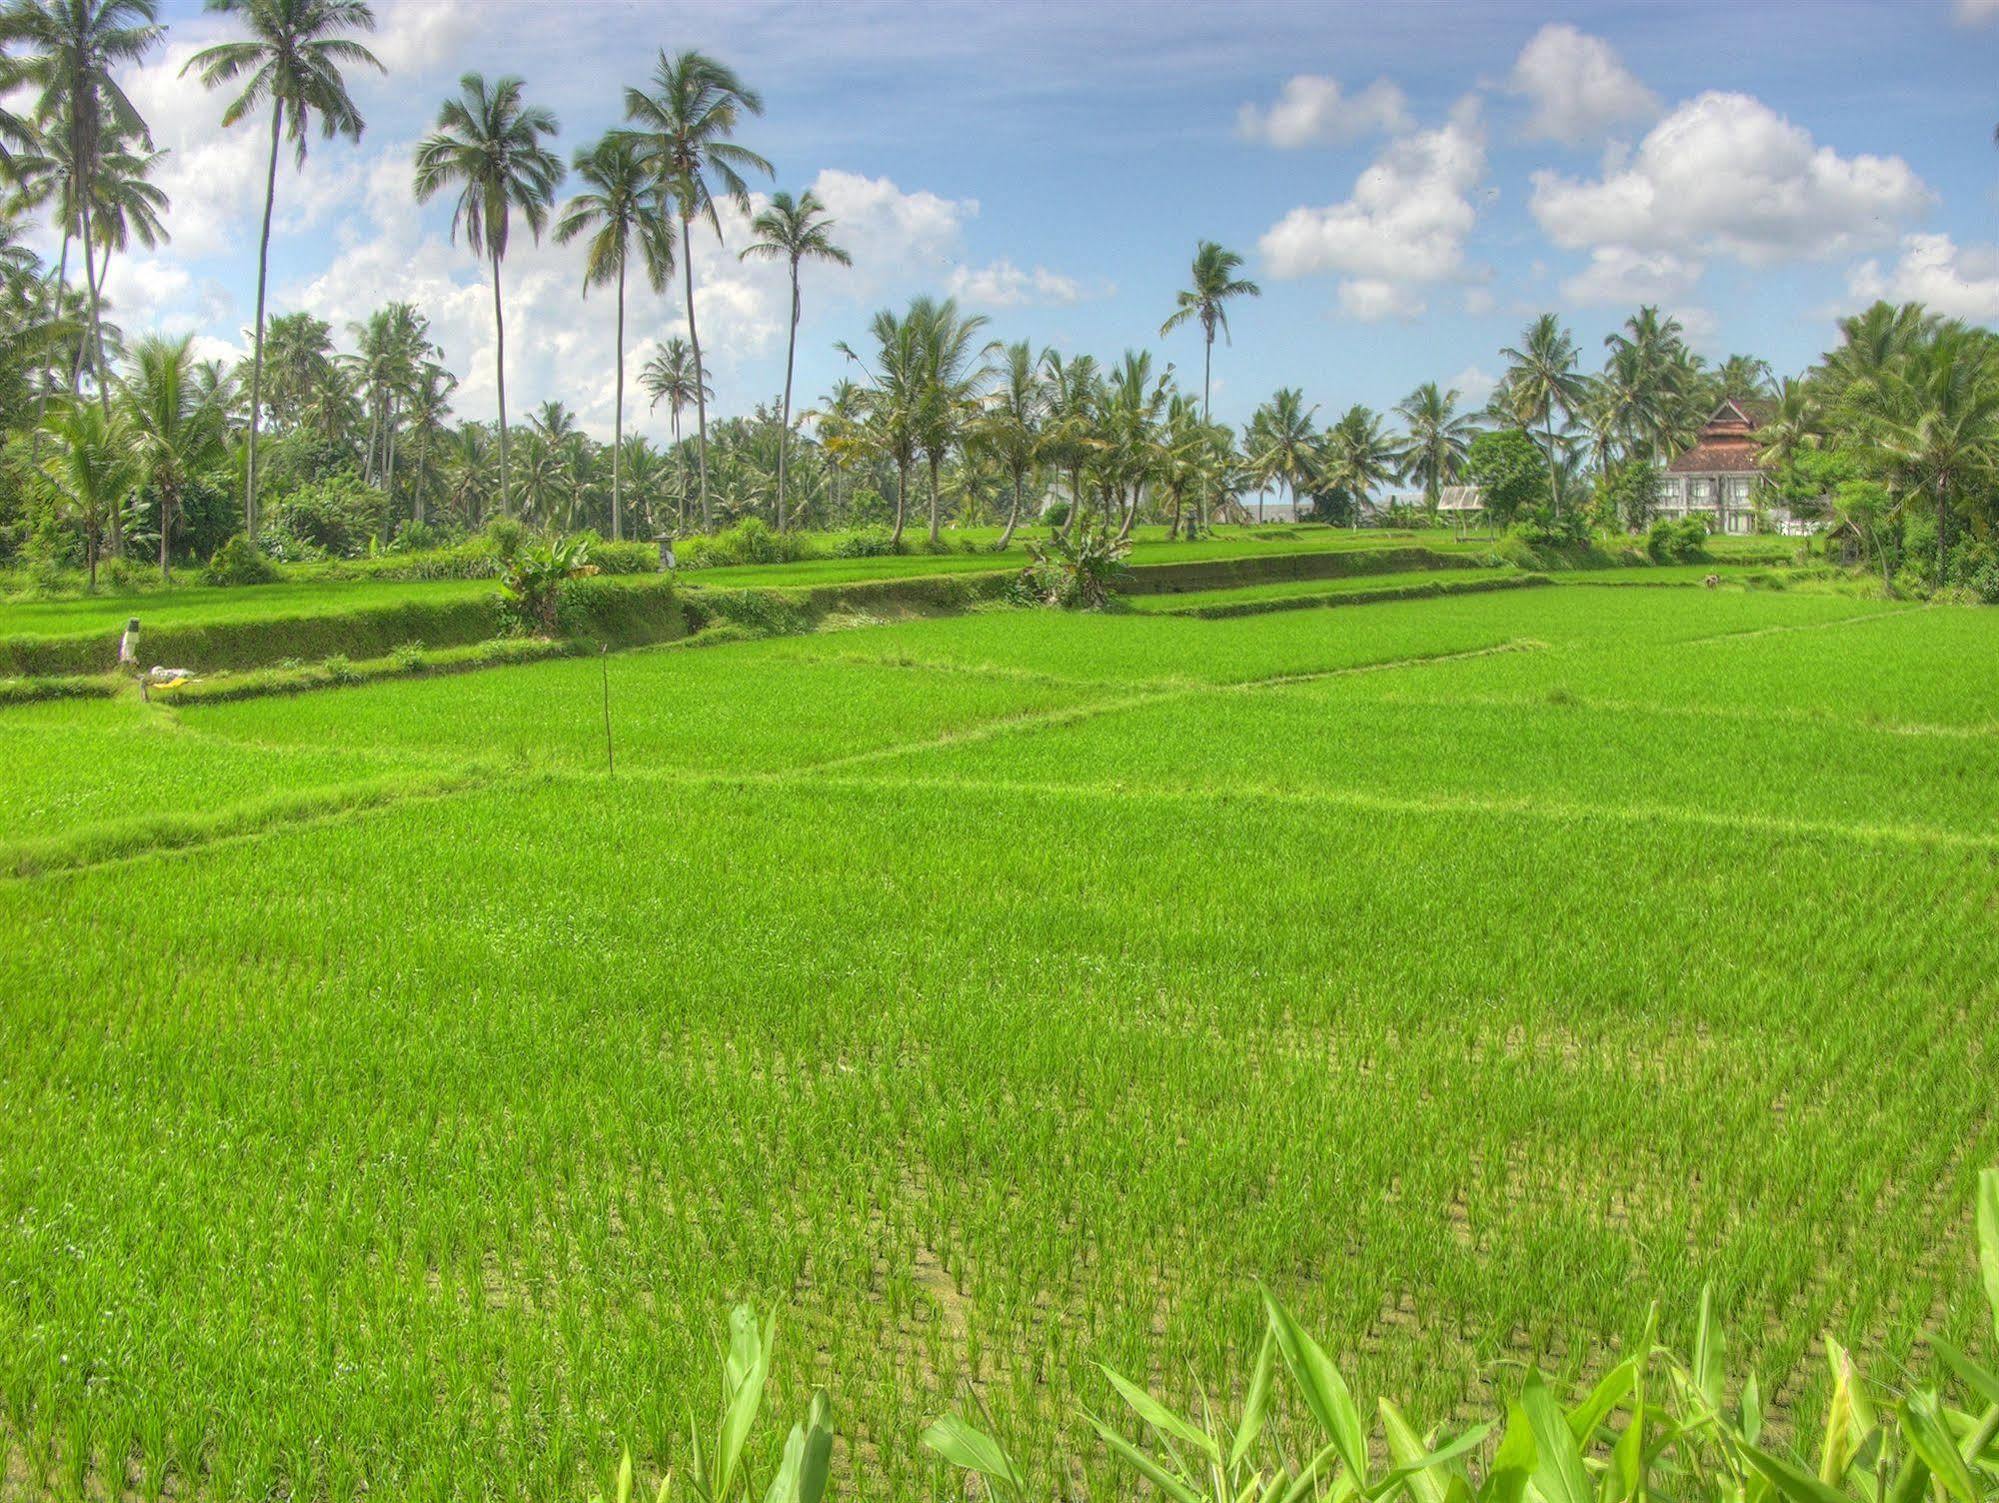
[1125,545,1475,596]
[1164,572,1551,619]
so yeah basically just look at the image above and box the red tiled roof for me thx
[1667,442,1763,474]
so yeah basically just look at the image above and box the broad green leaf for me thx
[1568,1359,1636,1446]
[1978,1168,1999,1344]
[1741,1372,1763,1447]
[1099,1360,1222,1463]
[795,1391,833,1503]
[1381,1398,1447,1503]
[1477,1399,1537,1503]
[921,1412,1025,1500]
[1900,1392,1980,1503]
[715,1308,772,1503]
[1233,1325,1278,1471]
[1264,1287,1369,1483]
[1692,1286,1725,1412]
[617,1450,634,1503]
[1931,1338,1999,1412]
[1818,1343,1856,1486]
[1522,1372,1592,1503]
[1083,1408,1206,1503]
[1739,1440,1856,1503]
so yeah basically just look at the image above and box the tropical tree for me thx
[555,132,672,542]
[2,0,163,549]
[1317,404,1402,527]
[258,309,338,430]
[1243,387,1317,524]
[1499,312,1587,518]
[1161,240,1258,529]
[739,188,848,532]
[36,396,132,586]
[618,48,771,530]
[412,71,564,518]
[124,333,225,580]
[973,339,1045,549]
[908,296,992,545]
[1038,350,1100,540]
[182,0,381,537]
[836,304,923,545]
[640,333,707,527]
[1393,381,1476,511]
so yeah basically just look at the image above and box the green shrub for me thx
[499,534,596,637]
[203,534,282,587]
[581,539,661,575]
[1020,526,1131,609]
[1647,516,1712,564]
[678,517,821,570]
[259,472,388,560]
[832,528,905,559]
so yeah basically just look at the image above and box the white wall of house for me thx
[1658,473,1767,535]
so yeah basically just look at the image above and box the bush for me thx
[203,534,282,587]
[579,539,662,576]
[1040,499,1071,528]
[832,528,905,559]
[1019,526,1131,609]
[677,517,823,570]
[1463,429,1548,529]
[259,472,388,560]
[1646,516,1712,564]
[498,534,597,636]
[1593,458,1663,531]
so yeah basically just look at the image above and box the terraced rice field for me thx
[2,581,1994,1501]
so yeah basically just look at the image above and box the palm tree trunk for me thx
[79,197,117,551]
[1544,407,1560,520]
[927,452,941,545]
[777,264,799,533]
[245,101,282,539]
[612,257,626,542]
[31,231,71,465]
[681,210,710,531]
[1201,329,1214,534]
[385,396,398,517]
[159,486,172,583]
[492,255,510,517]
[890,457,907,545]
[997,469,1023,549]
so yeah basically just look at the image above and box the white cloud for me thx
[1531,92,1932,268]
[1462,287,1496,316]
[1236,75,1410,148]
[1561,246,1703,305]
[286,160,985,439]
[1849,234,1999,321]
[1449,364,1497,406]
[1956,0,1999,23]
[1507,24,1658,146]
[945,259,1093,307]
[1258,101,1486,320]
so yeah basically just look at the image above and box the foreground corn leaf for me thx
[1263,1287,1369,1485]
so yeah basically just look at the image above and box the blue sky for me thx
[100,0,1999,443]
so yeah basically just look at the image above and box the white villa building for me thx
[1659,398,1795,534]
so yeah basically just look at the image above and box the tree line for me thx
[0,1,1992,592]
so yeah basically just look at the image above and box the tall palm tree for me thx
[36,397,132,586]
[1319,404,1403,528]
[617,49,770,530]
[908,296,991,545]
[2,0,161,549]
[182,0,380,537]
[124,333,224,580]
[640,333,707,528]
[412,72,563,519]
[1244,387,1317,523]
[1861,323,1999,578]
[79,134,167,304]
[739,188,848,533]
[1393,381,1476,511]
[836,305,924,545]
[556,132,672,543]
[974,339,1045,549]
[1499,313,1587,518]
[1038,350,1101,540]
[1161,240,1257,529]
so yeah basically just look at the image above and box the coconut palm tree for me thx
[1244,387,1317,524]
[836,305,924,545]
[908,296,992,546]
[739,188,848,533]
[1860,323,1999,578]
[1394,382,1476,512]
[36,397,132,586]
[1038,350,1102,540]
[1161,240,1257,530]
[80,135,167,303]
[618,49,771,531]
[124,333,225,580]
[555,132,672,543]
[182,0,380,537]
[412,72,564,519]
[1319,404,1403,528]
[441,420,495,526]
[1499,313,1587,518]
[974,339,1045,550]
[640,334,707,529]
[2,0,161,548]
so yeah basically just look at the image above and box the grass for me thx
[0,578,1990,1501]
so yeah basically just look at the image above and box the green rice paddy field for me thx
[3,579,1996,1500]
